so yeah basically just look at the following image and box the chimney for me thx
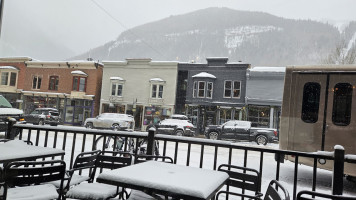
[206,57,228,66]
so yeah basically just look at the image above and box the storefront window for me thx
[248,106,270,127]
[219,108,232,124]
[143,106,171,125]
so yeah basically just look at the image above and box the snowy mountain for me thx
[72,7,356,66]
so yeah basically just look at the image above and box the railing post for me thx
[6,117,16,139]
[332,145,345,195]
[146,128,155,157]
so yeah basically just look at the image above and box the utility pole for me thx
[0,0,4,37]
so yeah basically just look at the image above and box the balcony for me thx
[3,124,356,200]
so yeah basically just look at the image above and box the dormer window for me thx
[150,78,165,99]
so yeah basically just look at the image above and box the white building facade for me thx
[101,59,178,131]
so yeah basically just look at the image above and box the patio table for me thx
[0,140,65,163]
[96,161,229,200]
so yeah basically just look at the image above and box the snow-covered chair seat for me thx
[66,151,132,200]
[66,182,120,200]
[47,150,101,191]
[7,184,59,200]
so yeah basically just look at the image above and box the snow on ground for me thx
[1,125,355,199]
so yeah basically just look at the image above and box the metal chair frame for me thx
[3,160,66,200]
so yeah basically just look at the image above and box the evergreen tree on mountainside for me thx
[72,7,350,66]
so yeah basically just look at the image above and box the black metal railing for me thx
[5,123,356,200]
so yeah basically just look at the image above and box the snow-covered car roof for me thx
[170,114,189,120]
[99,113,134,122]
[160,119,194,126]
[225,120,251,128]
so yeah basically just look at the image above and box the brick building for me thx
[0,57,30,109]
[0,57,103,126]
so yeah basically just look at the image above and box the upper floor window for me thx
[110,77,125,96]
[207,82,213,99]
[224,80,241,98]
[72,76,86,92]
[1,72,8,85]
[49,76,59,91]
[112,83,123,96]
[192,81,214,99]
[32,75,42,89]
[198,81,206,98]
[9,72,16,86]
[193,81,197,98]
[152,84,163,98]
[150,78,165,99]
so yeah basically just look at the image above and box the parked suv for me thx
[0,95,24,134]
[24,108,60,126]
[152,118,196,137]
[84,113,135,131]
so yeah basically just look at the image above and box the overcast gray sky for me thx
[1,0,356,58]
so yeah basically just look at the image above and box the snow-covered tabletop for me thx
[0,140,65,163]
[97,161,229,200]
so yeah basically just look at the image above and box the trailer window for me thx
[332,83,352,126]
[301,82,320,123]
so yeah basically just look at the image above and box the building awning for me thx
[192,72,216,79]
[71,70,88,76]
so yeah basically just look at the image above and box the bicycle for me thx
[93,135,160,156]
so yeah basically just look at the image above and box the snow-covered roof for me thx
[192,72,216,79]
[150,78,165,82]
[110,77,124,81]
[71,70,88,76]
[0,66,18,70]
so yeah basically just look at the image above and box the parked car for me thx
[84,113,134,131]
[204,120,278,145]
[151,118,196,136]
[23,108,60,126]
[0,95,24,135]
[170,114,189,120]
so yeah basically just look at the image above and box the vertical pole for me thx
[332,146,344,195]
[146,128,155,157]
[6,118,15,139]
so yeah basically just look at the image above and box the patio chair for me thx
[47,150,101,192]
[3,160,66,200]
[216,180,290,200]
[133,154,174,164]
[128,155,174,200]
[297,190,356,200]
[66,151,132,200]
[217,164,263,199]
